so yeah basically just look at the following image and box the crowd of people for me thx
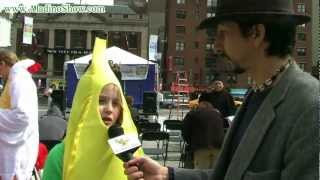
[0,0,318,179]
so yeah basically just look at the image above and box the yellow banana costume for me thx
[63,38,143,180]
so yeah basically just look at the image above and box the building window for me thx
[176,26,186,34]
[207,0,216,7]
[205,43,214,51]
[54,29,65,48]
[127,32,138,49]
[194,9,201,20]
[297,3,305,13]
[298,63,305,71]
[296,48,306,56]
[176,41,185,51]
[194,57,199,63]
[176,10,187,19]
[53,54,65,76]
[194,41,199,49]
[207,12,215,17]
[123,14,128,18]
[70,30,87,48]
[205,57,215,66]
[297,33,306,41]
[177,0,185,4]
[175,57,184,65]
[108,14,112,18]
[297,23,306,32]
[33,29,49,46]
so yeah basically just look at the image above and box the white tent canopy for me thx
[65,46,155,65]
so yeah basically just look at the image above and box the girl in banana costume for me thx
[42,38,143,180]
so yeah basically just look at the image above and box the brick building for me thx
[163,0,315,90]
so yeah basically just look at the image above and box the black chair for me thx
[137,118,149,125]
[135,119,149,134]
[138,122,161,134]
[163,120,185,163]
[141,131,169,165]
[163,120,183,131]
[163,120,184,150]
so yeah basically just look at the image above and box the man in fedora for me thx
[124,0,319,179]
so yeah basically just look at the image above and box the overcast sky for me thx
[0,0,114,8]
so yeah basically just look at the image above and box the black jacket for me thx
[199,90,235,117]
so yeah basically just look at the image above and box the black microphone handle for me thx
[118,152,134,162]
[117,146,140,162]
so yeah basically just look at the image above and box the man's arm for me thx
[174,168,214,180]
[124,154,214,180]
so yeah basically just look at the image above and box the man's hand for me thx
[124,156,169,180]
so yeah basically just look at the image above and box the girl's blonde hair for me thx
[0,50,18,66]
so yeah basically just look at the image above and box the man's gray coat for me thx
[174,63,319,180]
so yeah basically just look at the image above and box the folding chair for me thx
[163,120,184,151]
[162,120,184,163]
[138,122,161,134]
[138,118,149,124]
[140,131,169,165]
[163,120,183,132]
[135,119,149,134]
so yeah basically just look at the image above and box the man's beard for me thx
[219,53,246,74]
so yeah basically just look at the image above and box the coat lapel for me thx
[210,90,252,179]
[223,63,298,180]
[225,98,275,180]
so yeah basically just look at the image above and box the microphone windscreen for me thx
[108,124,124,138]
[107,124,141,162]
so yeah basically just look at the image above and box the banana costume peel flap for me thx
[63,38,143,180]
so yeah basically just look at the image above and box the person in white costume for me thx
[0,50,39,180]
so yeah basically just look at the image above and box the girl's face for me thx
[99,84,122,127]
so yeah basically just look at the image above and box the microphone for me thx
[108,124,141,162]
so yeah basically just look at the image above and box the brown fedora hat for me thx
[198,0,311,29]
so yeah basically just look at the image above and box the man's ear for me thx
[252,24,266,47]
